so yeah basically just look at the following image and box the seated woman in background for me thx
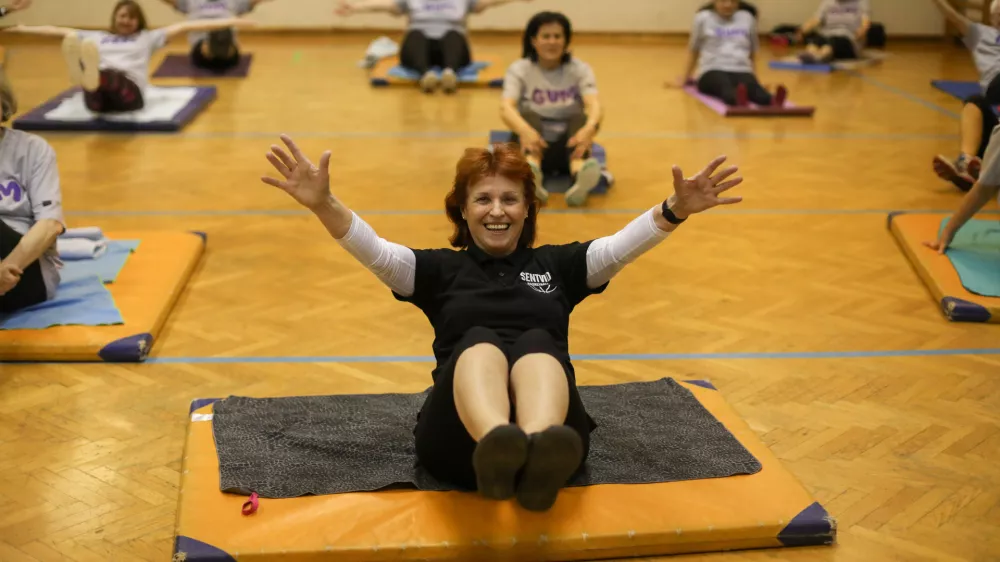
[500,11,603,207]
[7,0,252,114]
[672,0,787,108]
[0,72,65,315]
[930,0,1000,192]
[336,0,534,94]
[796,0,871,64]
[158,0,274,73]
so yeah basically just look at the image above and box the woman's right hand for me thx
[518,127,547,157]
[261,134,333,211]
[923,228,956,254]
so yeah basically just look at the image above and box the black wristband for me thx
[661,199,687,225]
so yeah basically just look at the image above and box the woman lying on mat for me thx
[795,0,870,64]
[259,134,743,511]
[6,0,253,114]
[670,0,788,108]
[926,124,1000,254]
[336,0,534,93]
[157,0,273,73]
[0,0,31,19]
[500,11,603,207]
[930,0,1000,192]
[0,73,65,314]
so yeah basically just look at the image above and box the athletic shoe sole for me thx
[79,40,101,92]
[932,155,974,192]
[564,159,602,207]
[472,424,529,501]
[61,34,83,87]
[440,69,457,94]
[516,425,583,512]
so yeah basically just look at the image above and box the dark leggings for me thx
[803,32,858,60]
[84,69,143,113]
[413,327,593,491]
[512,109,591,176]
[399,29,471,73]
[964,75,1000,158]
[697,70,772,107]
[0,220,47,315]
[191,29,240,72]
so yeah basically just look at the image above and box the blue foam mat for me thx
[386,61,490,82]
[0,275,123,330]
[942,217,1000,298]
[931,80,982,101]
[62,240,140,284]
[768,60,834,73]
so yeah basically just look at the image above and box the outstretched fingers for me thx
[713,176,744,194]
[697,155,728,180]
[709,165,739,186]
[266,151,292,179]
[280,134,309,166]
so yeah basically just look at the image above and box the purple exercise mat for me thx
[152,54,253,78]
[683,85,814,117]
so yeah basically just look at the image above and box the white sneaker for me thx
[61,33,83,87]
[419,70,438,93]
[440,68,457,93]
[79,39,101,92]
[565,158,602,207]
[530,161,548,204]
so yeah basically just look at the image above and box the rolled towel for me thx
[57,238,108,260]
[60,226,105,241]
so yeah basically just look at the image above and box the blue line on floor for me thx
[64,208,1000,218]
[847,71,961,120]
[143,348,1000,364]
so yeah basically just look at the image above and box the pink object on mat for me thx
[241,492,259,515]
[682,85,814,117]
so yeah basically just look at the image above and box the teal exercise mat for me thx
[941,217,1000,298]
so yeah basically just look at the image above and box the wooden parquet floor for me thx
[0,32,998,560]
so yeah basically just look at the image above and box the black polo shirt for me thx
[393,240,608,378]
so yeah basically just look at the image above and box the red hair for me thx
[445,143,539,249]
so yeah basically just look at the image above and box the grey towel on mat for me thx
[211,377,762,498]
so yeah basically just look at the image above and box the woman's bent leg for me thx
[0,220,48,314]
[697,70,738,106]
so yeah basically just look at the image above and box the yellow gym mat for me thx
[0,230,204,361]
[889,212,1000,323]
[174,379,834,561]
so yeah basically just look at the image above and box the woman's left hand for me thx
[0,263,22,297]
[669,156,743,218]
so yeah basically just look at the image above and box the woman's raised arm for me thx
[260,135,417,296]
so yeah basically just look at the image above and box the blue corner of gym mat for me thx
[174,536,236,562]
[189,398,222,414]
[189,230,208,243]
[777,501,836,547]
[98,333,154,362]
[684,379,718,390]
[768,60,834,73]
[941,297,992,322]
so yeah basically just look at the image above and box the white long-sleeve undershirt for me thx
[335,209,671,297]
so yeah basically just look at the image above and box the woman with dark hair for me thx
[0,71,66,314]
[7,0,252,113]
[258,134,743,511]
[501,11,603,207]
[336,0,534,94]
[670,0,788,108]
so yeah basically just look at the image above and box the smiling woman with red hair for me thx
[260,134,744,512]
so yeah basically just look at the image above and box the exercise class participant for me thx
[0,72,65,314]
[500,11,603,207]
[8,0,252,113]
[258,134,744,511]
[796,0,871,64]
[930,0,1000,191]
[926,123,1000,253]
[671,0,788,108]
[158,0,274,73]
[336,0,534,93]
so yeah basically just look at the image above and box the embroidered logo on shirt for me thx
[520,271,557,294]
[0,181,23,203]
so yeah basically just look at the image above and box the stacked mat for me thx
[174,378,835,561]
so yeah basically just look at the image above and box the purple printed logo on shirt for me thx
[0,181,23,203]
[715,27,750,39]
[531,86,580,105]
[421,0,456,11]
[101,35,138,44]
